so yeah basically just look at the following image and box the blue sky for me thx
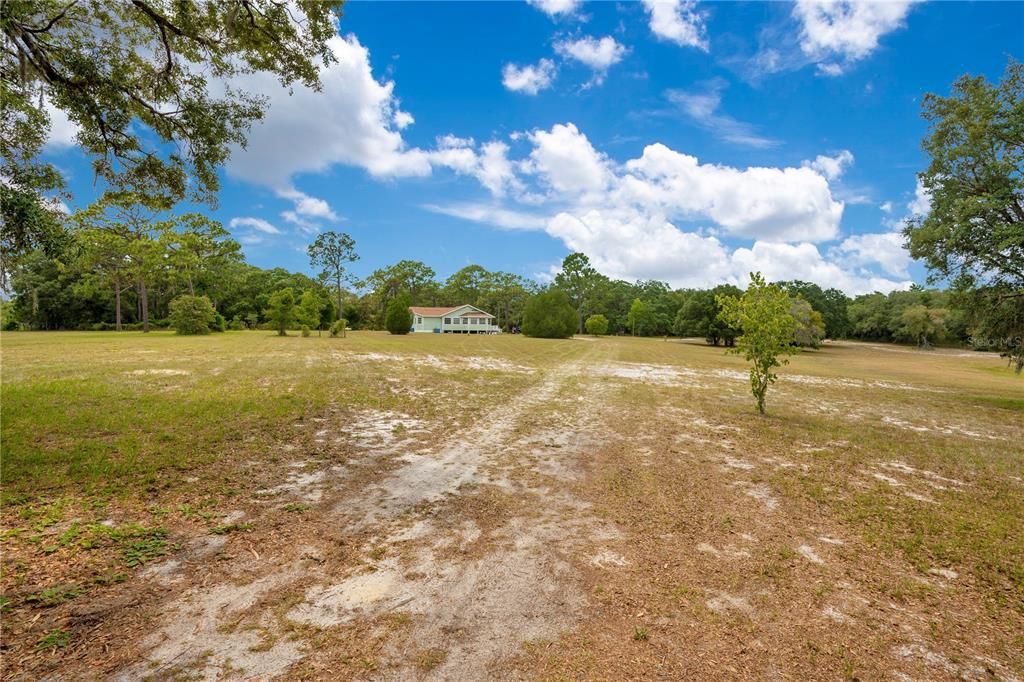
[44,0,1023,294]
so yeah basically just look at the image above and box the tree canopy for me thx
[904,60,1023,292]
[1,0,343,276]
[522,289,577,339]
[718,274,798,414]
[385,294,413,335]
[307,231,358,317]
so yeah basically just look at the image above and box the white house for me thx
[409,305,500,334]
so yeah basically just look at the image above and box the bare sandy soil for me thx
[2,333,1022,680]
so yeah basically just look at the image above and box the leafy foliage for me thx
[385,294,413,335]
[904,60,1023,292]
[585,314,609,336]
[898,305,947,348]
[777,281,850,339]
[298,290,324,331]
[672,286,741,345]
[627,298,655,336]
[1,0,342,272]
[169,295,217,335]
[717,273,798,414]
[522,289,577,339]
[264,288,297,336]
[553,252,604,333]
[307,231,358,316]
[790,298,826,348]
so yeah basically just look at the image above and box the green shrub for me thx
[168,295,217,335]
[330,318,348,338]
[522,290,577,339]
[301,325,311,337]
[385,295,413,335]
[212,312,227,332]
[264,288,297,336]
[228,315,245,331]
[585,314,609,336]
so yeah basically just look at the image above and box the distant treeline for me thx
[0,234,990,351]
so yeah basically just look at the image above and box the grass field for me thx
[1,330,1022,680]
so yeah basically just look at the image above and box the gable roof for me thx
[409,304,495,318]
[409,306,459,316]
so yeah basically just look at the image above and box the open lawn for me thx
[1,330,1022,680]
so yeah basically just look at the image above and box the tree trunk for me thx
[140,279,150,333]
[336,275,343,323]
[114,283,122,331]
[188,276,195,296]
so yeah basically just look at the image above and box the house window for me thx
[416,316,422,324]
[444,317,451,324]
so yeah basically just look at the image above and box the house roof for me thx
[409,305,495,318]
[409,306,459,316]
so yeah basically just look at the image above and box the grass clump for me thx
[415,648,447,672]
[37,629,72,650]
[26,584,84,607]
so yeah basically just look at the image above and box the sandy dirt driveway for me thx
[105,345,624,680]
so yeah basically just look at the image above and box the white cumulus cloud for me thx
[522,123,613,197]
[908,177,931,216]
[527,0,581,17]
[802,150,854,181]
[225,34,430,189]
[641,0,709,51]
[833,231,912,278]
[428,122,911,294]
[502,59,557,95]
[732,241,911,294]
[43,97,80,149]
[555,36,628,85]
[619,142,843,242]
[794,0,918,74]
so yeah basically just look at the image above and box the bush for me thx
[301,325,311,337]
[228,315,245,331]
[264,288,297,336]
[330,318,348,338]
[585,314,609,336]
[168,295,217,335]
[522,290,577,339]
[212,313,227,332]
[385,295,413,335]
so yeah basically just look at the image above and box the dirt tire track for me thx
[112,343,619,680]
